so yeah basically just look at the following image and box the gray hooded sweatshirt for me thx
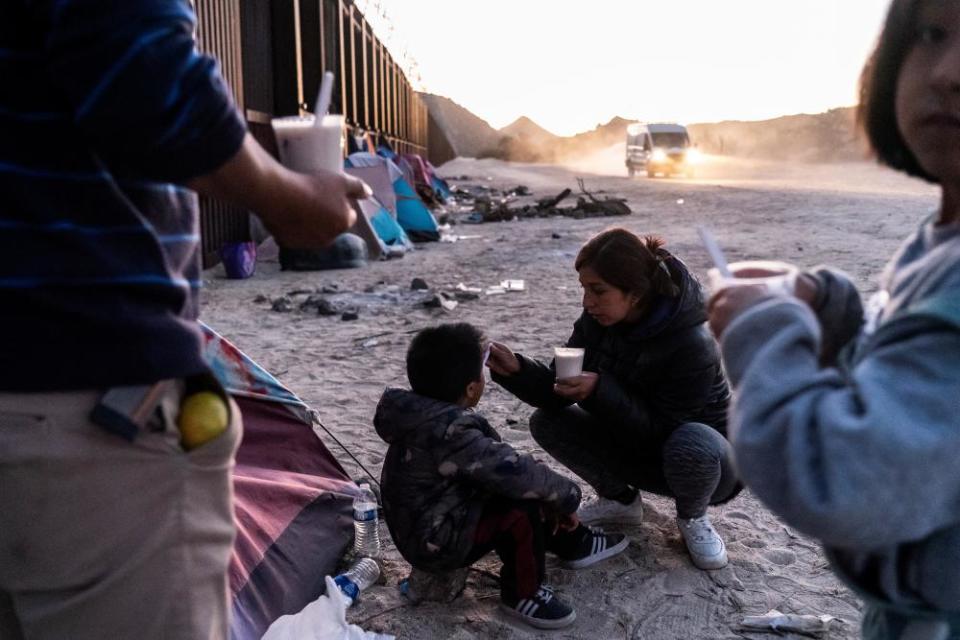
[721,214,960,615]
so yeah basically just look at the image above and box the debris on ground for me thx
[410,278,429,291]
[448,178,630,223]
[271,297,293,313]
[739,610,842,638]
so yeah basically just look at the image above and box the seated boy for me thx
[374,323,628,630]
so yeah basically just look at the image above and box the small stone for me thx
[341,311,359,321]
[271,297,293,313]
[410,277,429,290]
[316,299,338,316]
[287,288,314,297]
[402,567,469,604]
[551,232,562,239]
[321,284,339,294]
[254,294,269,304]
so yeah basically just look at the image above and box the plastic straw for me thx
[697,225,733,278]
[314,71,334,125]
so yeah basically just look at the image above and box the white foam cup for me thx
[554,347,585,381]
[271,114,345,175]
[707,260,799,297]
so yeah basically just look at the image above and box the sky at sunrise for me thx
[359,0,894,135]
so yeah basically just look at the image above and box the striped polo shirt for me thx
[1,0,247,391]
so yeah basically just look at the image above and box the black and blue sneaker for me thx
[500,586,576,630]
[561,525,629,569]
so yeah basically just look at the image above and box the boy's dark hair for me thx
[407,323,485,403]
[858,0,936,183]
[575,227,679,300]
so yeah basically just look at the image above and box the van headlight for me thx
[686,148,702,164]
[651,148,667,162]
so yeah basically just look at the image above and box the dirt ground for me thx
[200,155,938,639]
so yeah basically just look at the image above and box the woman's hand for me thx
[553,372,599,402]
[486,342,521,377]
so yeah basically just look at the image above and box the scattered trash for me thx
[341,310,359,321]
[677,198,685,205]
[410,278,429,291]
[287,289,314,297]
[455,283,483,294]
[485,286,507,296]
[261,575,394,640]
[254,294,269,304]
[321,284,339,294]
[423,293,458,312]
[739,610,842,638]
[500,279,526,292]
[454,290,479,301]
[360,339,379,348]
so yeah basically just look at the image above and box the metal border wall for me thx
[194,0,433,267]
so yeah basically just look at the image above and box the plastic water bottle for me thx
[352,482,381,557]
[334,557,380,606]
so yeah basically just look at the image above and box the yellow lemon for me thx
[178,391,229,450]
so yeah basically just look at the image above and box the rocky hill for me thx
[421,92,866,164]
[417,93,503,158]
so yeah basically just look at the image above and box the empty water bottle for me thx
[353,482,381,557]
[333,557,380,606]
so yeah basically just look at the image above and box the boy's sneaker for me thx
[577,494,644,526]
[562,526,629,569]
[677,515,728,570]
[500,586,576,630]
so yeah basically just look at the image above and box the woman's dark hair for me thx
[858,0,936,182]
[574,228,679,300]
[406,323,485,403]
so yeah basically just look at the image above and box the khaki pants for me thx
[0,384,241,640]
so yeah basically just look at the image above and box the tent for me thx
[346,153,440,242]
[426,160,453,202]
[201,324,359,640]
[355,195,413,253]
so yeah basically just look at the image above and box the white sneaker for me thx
[577,494,644,526]
[677,515,728,570]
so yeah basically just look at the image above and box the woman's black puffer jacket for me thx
[494,254,730,446]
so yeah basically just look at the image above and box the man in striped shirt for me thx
[0,1,364,638]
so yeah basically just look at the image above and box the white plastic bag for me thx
[261,576,394,640]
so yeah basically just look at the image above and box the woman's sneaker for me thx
[500,586,576,630]
[677,515,728,570]
[577,494,644,526]
[562,526,629,569]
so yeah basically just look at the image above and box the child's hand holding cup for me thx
[706,260,799,298]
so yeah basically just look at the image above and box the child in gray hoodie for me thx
[374,323,628,630]
[708,1,960,638]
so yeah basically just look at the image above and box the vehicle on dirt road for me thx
[625,122,700,178]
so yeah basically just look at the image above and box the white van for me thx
[625,122,699,178]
